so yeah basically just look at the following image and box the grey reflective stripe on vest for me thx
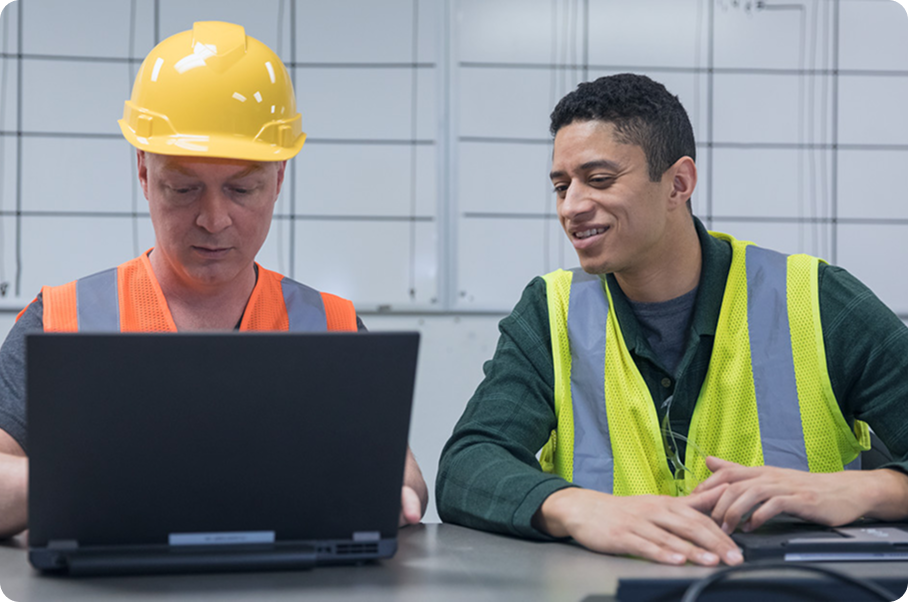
[745,246,810,471]
[280,277,328,332]
[75,268,120,331]
[566,269,615,494]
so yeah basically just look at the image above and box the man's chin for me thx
[577,257,612,276]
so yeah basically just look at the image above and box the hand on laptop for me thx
[399,446,429,527]
[532,486,744,566]
[695,456,908,534]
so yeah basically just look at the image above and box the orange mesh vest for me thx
[33,252,357,333]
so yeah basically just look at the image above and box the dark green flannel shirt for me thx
[436,217,908,540]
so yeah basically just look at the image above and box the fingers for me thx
[654,501,744,566]
[682,482,728,513]
[622,496,743,566]
[631,520,725,566]
[398,486,422,528]
[694,457,748,494]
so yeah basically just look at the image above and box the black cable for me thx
[680,561,897,602]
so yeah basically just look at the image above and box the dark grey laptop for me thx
[733,517,908,562]
[26,331,419,575]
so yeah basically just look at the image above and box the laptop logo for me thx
[169,531,276,546]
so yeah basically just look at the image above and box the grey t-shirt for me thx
[627,286,698,376]
[0,293,366,453]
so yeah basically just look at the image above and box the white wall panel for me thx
[22,138,136,213]
[838,223,908,315]
[21,59,129,134]
[23,0,156,58]
[458,141,552,214]
[295,144,437,217]
[587,0,704,69]
[296,0,438,64]
[294,220,437,308]
[296,67,436,141]
[839,75,908,145]
[840,0,908,71]
[457,0,554,64]
[838,150,908,220]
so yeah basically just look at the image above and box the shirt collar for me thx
[603,215,732,357]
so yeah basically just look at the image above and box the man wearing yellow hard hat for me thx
[0,21,428,537]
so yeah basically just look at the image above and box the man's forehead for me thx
[148,152,271,177]
[551,121,642,175]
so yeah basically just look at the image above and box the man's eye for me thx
[589,176,612,186]
[167,185,196,195]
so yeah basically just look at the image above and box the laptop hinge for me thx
[47,539,79,550]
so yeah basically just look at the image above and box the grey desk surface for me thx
[0,524,906,602]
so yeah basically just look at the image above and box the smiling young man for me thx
[436,73,908,566]
[0,21,428,538]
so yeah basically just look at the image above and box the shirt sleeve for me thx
[0,294,44,453]
[819,264,908,475]
[435,277,576,539]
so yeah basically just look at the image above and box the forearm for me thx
[0,452,27,539]
[437,436,572,538]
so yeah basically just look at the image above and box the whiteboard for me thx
[1,0,907,316]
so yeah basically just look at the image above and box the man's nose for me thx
[196,191,233,233]
[559,182,594,220]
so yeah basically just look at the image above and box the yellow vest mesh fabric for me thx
[787,255,869,470]
[543,234,866,498]
[603,281,675,496]
[687,235,764,486]
[540,270,575,480]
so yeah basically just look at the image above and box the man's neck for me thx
[613,217,702,304]
[148,251,257,331]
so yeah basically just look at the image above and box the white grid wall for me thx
[454,0,908,316]
[0,0,441,311]
[1,0,907,316]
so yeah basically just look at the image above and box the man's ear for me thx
[275,160,288,197]
[136,150,150,200]
[667,156,697,211]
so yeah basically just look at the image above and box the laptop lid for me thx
[733,518,908,562]
[26,331,419,575]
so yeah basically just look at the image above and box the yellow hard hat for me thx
[119,21,305,161]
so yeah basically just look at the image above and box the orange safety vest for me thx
[24,252,357,332]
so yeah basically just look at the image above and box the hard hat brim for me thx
[119,119,305,162]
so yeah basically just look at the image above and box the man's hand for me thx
[695,456,908,534]
[532,486,743,566]
[0,451,27,539]
[399,485,422,527]
[398,446,428,528]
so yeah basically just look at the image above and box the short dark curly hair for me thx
[549,74,696,182]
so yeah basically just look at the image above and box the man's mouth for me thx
[193,245,230,254]
[574,226,608,240]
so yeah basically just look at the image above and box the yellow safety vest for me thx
[539,232,869,497]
